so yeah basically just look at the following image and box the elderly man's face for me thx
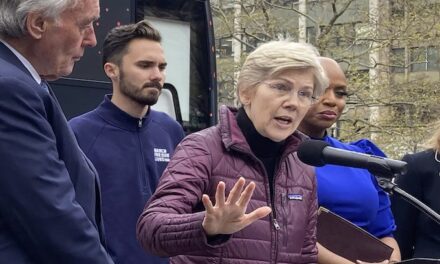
[38,0,99,80]
[240,68,315,142]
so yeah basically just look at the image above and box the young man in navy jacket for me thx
[69,20,185,264]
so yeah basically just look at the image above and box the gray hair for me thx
[237,40,328,103]
[0,0,79,38]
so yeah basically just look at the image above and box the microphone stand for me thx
[375,174,440,226]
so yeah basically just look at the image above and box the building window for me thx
[242,32,269,53]
[390,0,405,18]
[306,26,316,44]
[306,26,325,45]
[216,37,232,58]
[391,48,405,73]
[273,0,299,6]
[427,47,439,71]
[410,46,439,72]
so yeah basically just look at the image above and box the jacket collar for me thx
[0,41,35,82]
[0,40,41,84]
[95,94,152,131]
[218,105,307,156]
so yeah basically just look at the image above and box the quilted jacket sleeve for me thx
[137,131,228,257]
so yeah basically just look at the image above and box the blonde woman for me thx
[392,127,440,259]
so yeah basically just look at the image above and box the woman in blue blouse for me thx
[298,57,401,264]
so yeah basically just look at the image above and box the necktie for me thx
[40,80,49,93]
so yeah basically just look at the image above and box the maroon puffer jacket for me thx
[137,106,318,264]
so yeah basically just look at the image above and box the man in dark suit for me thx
[0,0,113,263]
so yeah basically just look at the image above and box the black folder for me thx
[396,259,440,264]
[317,207,393,263]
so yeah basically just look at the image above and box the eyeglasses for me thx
[262,80,317,105]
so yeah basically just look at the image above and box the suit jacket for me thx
[0,42,113,263]
[392,149,440,259]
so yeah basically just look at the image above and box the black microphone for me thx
[297,139,407,178]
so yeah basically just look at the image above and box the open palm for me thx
[202,177,272,236]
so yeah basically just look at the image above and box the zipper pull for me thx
[138,119,142,128]
[273,218,281,230]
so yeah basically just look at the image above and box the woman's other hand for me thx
[356,260,389,264]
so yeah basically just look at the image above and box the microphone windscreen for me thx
[297,139,330,167]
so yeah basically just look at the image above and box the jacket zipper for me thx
[281,193,288,247]
[137,119,148,194]
[272,174,280,230]
[271,174,279,264]
[273,218,281,230]
[230,145,285,264]
[272,160,284,264]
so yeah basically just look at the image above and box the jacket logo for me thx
[287,194,303,201]
[154,148,170,162]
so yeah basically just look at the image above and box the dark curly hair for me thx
[102,20,161,66]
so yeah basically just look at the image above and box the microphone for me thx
[297,139,407,178]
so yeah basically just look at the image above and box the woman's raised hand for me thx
[201,177,272,236]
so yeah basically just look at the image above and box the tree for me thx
[211,0,440,158]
